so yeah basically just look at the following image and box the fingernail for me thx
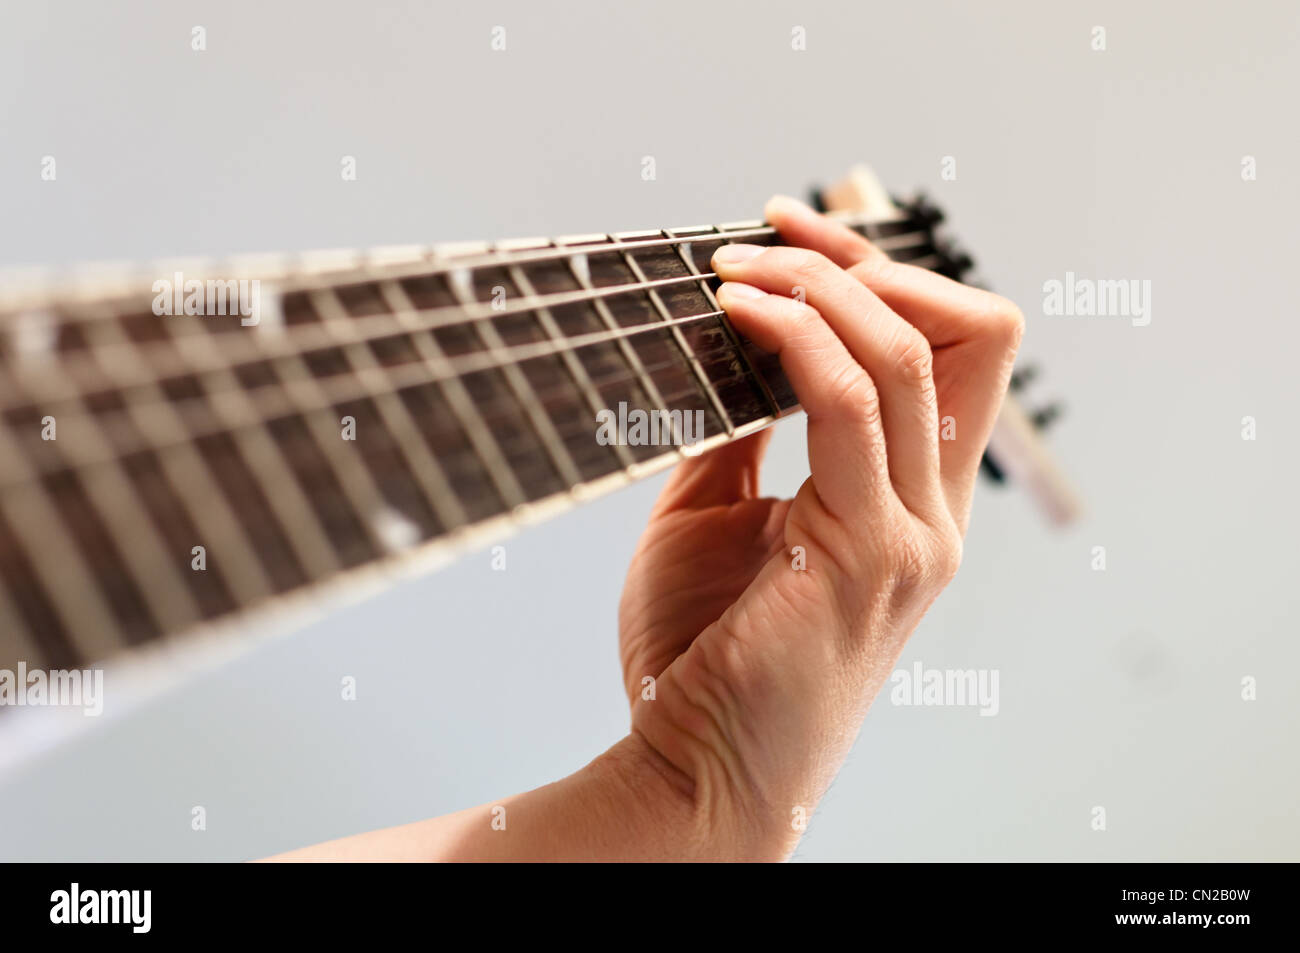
[712,243,765,265]
[717,281,766,301]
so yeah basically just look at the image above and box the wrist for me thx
[597,724,801,862]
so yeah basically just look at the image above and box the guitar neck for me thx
[0,200,957,672]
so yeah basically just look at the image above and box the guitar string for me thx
[3,224,932,404]
[0,211,915,315]
[0,246,942,489]
[0,230,937,418]
[0,307,782,489]
[0,212,939,658]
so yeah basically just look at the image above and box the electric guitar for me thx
[0,166,1077,745]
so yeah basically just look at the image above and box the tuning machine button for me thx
[934,239,974,281]
[902,192,946,227]
[1030,402,1064,432]
[1009,365,1039,393]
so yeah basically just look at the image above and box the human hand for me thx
[617,195,1024,859]
[276,197,1023,862]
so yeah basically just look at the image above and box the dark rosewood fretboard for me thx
[0,198,966,673]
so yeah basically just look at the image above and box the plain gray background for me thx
[1,0,1297,861]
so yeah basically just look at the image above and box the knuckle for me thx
[777,247,834,285]
[849,252,898,285]
[982,294,1025,349]
[886,529,931,593]
[785,298,823,330]
[886,521,962,601]
[892,330,934,385]
[832,370,882,429]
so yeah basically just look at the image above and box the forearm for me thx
[266,733,721,862]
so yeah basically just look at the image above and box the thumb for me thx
[651,429,774,515]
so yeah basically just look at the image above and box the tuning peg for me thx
[1030,402,1065,431]
[903,192,946,227]
[935,239,974,280]
[1009,365,1039,392]
[979,451,1008,484]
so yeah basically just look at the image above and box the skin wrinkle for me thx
[638,659,763,844]
[275,197,1024,862]
[679,616,794,827]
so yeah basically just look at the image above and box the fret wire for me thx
[269,215,910,290]
[4,227,934,396]
[443,267,585,490]
[0,308,751,492]
[0,227,940,415]
[526,241,676,468]
[318,223,926,318]
[0,339,743,550]
[0,235,950,495]
[82,316,277,611]
[308,287,470,531]
[666,225,782,420]
[0,553,47,669]
[606,234,733,438]
[45,412,203,635]
[164,319,345,581]
[219,317,400,560]
[0,421,126,662]
[0,216,924,331]
[1,221,949,489]
[76,320,243,629]
[0,212,940,670]
[47,271,732,388]
[525,245,637,472]
[377,279,528,510]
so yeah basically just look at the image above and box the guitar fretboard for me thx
[0,199,963,673]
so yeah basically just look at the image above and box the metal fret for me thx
[307,287,469,531]
[0,577,44,669]
[0,321,207,636]
[555,241,678,464]
[443,268,585,490]
[605,234,733,439]
[76,314,277,608]
[0,204,949,680]
[0,421,125,662]
[226,316,399,563]
[0,228,933,423]
[164,318,344,581]
[519,245,637,472]
[666,225,783,420]
[376,279,528,510]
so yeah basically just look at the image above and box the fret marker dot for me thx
[568,253,590,286]
[372,506,421,553]
[448,268,474,302]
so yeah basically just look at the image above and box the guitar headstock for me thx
[811,165,1081,525]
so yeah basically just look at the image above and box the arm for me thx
[271,197,1023,862]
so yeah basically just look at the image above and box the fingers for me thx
[712,244,944,519]
[713,282,892,519]
[767,194,1020,347]
[764,194,886,270]
[653,428,773,514]
[764,195,1025,521]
